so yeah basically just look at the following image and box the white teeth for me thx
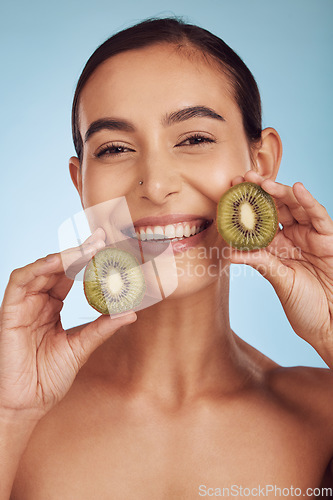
[146,227,154,240]
[164,224,176,238]
[153,226,164,239]
[184,224,191,237]
[175,224,184,238]
[133,221,209,241]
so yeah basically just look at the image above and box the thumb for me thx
[67,312,137,368]
[230,247,295,303]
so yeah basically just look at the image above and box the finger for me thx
[264,229,304,261]
[67,311,137,368]
[276,203,295,228]
[10,228,104,288]
[35,233,106,297]
[243,170,310,225]
[241,170,296,227]
[260,178,310,226]
[34,230,106,298]
[2,256,66,307]
[243,169,265,185]
[3,229,106,305]
[292,182,333,235]
[38,228,106,285]
[60,226,105,255]
[231,175,245,186]
[59,228,106,279]
[229,246,295,303]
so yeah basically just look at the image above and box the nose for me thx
[138,153,181,205]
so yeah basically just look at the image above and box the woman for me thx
[1,17,333,498]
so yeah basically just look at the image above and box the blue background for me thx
[1,0,332,367]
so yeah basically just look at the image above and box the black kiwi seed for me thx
[83,247,146,315]
[216,182,278,250]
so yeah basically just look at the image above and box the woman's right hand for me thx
[0,228,137,421]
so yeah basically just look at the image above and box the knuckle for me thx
[9,268,21,281]
[38,254,53,263]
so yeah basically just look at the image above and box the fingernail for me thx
[262,179,275,191]
[86,232,98,243]
[86,239,105,250]
[112,311,137,321]
[91,238,104,246]
[86,228,103,241]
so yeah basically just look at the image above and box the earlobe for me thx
[253,127,283,181]
[69,156,82,196]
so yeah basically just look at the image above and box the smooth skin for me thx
[1,43,333,499]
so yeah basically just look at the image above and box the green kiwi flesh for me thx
[217,182,278,250]
[83,247,146,315]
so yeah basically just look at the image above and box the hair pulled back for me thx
[72,17,262,164]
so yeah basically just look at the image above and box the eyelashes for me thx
[94,133,216,158]
[95,143,133,158]
[175,133,216,147]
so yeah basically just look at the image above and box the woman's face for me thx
[71,43,255,296]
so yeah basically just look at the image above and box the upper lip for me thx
[132,214,213,228]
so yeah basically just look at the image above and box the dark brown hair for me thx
[72,17,262,164]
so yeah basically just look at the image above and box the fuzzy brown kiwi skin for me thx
[216,181,279,251]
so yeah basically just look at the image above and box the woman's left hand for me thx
[229,170,333,368]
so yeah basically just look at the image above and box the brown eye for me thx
[95,143,134,158]
[176,134,216,147]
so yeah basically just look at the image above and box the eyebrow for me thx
[84,105,225,143]
[84,118,135,142]
[162,106,225,127]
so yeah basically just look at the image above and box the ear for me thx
[252,127,282,181]
[69,156,82,197]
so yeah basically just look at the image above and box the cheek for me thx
[182,145,253,204]
[80,165,133,208]
[168,240,231,299]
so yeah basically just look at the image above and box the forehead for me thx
[78,43,237,131]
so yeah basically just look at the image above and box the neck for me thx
[88,274,256,407]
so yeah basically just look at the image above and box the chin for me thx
[165,252,229,300]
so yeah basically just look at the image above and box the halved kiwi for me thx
[83,247,146,315]
[217,182,278,250]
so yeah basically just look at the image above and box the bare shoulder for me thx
[264,364,333,483]
[265,364,333,431]
[235,332,333,422]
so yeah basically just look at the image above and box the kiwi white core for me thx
[240,201,256,230]
[216,181,278,251]
[106,272,123,294]
[84,247,146,315]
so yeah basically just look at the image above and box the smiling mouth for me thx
[122,219,213,242]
